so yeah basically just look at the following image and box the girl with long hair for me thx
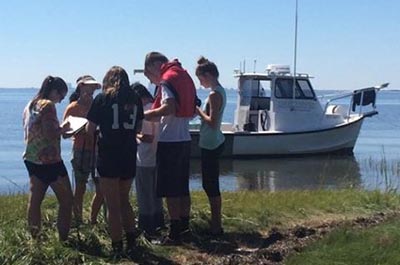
[23,75,73,241]
[86,66,143,255]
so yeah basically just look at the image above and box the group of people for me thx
[22,51,226,255]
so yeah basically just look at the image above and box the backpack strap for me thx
[160,81,180,105]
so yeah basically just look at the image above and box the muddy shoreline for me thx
[176,211,398,265]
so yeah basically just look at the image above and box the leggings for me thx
[200,143,224,197]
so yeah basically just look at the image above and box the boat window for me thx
[297,80,315,98]
[259,80,271,98]
[275,78,315,99]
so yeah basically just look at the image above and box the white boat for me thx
[190,64,388,157]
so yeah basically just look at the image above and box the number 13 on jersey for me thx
[111,104,137,130]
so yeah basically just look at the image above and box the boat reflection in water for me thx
[189,155,361,192]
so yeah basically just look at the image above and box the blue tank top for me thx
[199,85,226,150]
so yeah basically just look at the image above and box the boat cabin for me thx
[234,65,336,133]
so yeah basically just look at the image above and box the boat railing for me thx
[322,83,389,119]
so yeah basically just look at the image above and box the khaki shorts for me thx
[71,150,93,184]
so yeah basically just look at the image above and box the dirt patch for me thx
[178,211,398,265]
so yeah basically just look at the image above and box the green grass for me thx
[1,190,400,264]
[286,218,400,265]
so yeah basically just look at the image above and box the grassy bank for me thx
[286,218,400,265]
[1,190,400,264]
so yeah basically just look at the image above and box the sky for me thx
[0,0,399,90]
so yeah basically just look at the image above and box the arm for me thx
[144,85,176,121]
[144,97,176,120]
[85,95,100,137]
[137,133,154,143]
[41,103,70,139]
[196,91,222,129]
[63,104,72,121]
[61,104,73,138]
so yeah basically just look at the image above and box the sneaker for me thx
[210,228,224,237]
[180,228,193,243]
[111,241,124,259]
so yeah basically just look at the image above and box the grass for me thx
[1,189,400,264]
[286,218,400,265]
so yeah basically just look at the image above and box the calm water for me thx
[1,88,399,194]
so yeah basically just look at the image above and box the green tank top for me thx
[199,85,226,150]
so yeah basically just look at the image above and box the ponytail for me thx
[29,75,68,111]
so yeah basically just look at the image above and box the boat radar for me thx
[266,64,290,75]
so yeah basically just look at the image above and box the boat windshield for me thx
[274,78,315,99]
[239,79,271,105]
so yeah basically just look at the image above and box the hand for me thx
[61,121,71,134]
[144,110,160,121]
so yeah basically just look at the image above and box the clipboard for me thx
[62,116,88,136]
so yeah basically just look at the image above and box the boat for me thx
[189,64,388,157]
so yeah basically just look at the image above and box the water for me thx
[1,88,399,194]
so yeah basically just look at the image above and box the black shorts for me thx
[24,160,68,185]
[156,141,191,197]
[97,145,136,179]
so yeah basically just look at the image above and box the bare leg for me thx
[166,197,182,240]
[90,181,103,224]
[100,177,122,242]
[27,175,48,239]
[73,182,86,222]
[50,176,73,241]
[119,178,135,233]
[180,195,191,218]
[166,197,181,220]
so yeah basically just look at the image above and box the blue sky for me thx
[0,0,399,89]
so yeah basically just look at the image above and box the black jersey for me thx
[87,89,144,151]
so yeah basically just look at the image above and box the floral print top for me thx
[23,99,62,164]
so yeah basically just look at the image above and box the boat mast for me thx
[292,0,298,108]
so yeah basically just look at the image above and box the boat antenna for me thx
[253,59,257,73]
[292,0,299,109]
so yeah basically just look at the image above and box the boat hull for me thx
[190,117,364,158]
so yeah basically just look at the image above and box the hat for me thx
[76,75,101,89]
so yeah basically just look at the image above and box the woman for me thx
[23,76,73,241]
[86,66,143,255]
[63,75,103,224]
[195,57,226,235]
